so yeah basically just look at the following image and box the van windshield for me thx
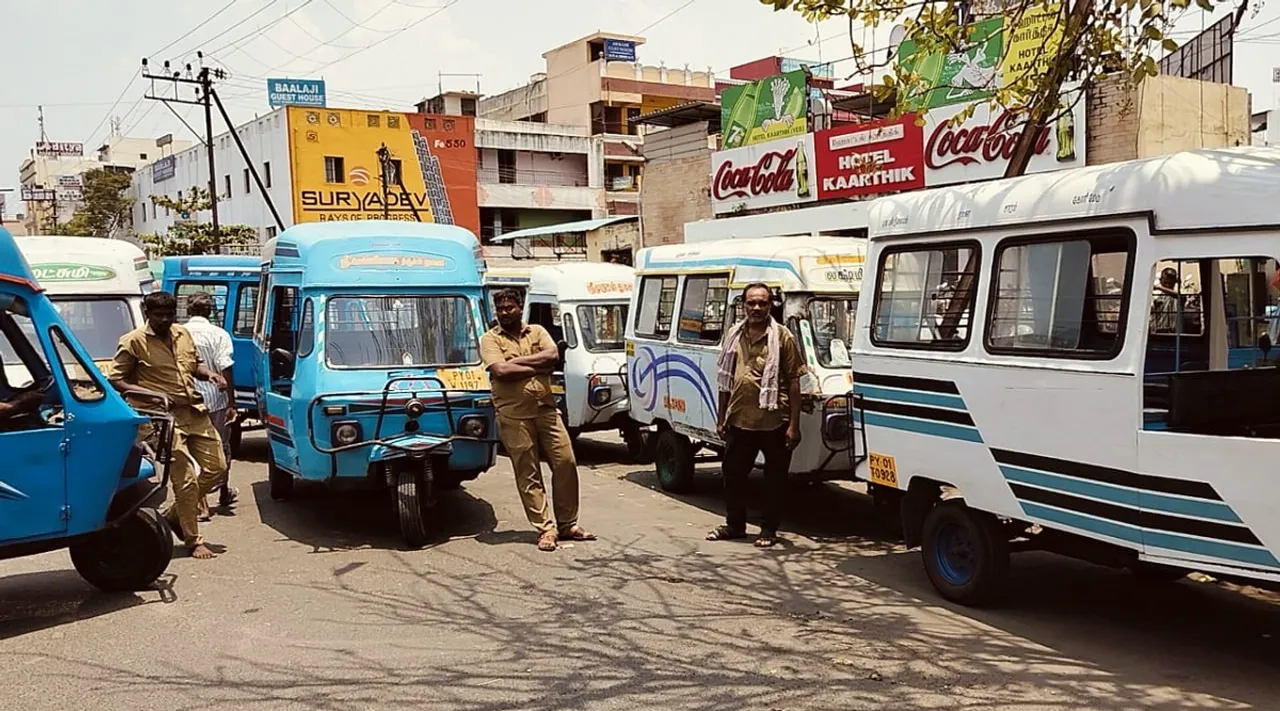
[50,298,137,361]
[809,297,857,368]
[325,295,479,368]
[577,303,629,352]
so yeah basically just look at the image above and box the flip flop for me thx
[755,531,780,548]
[706,525,747,541]
[558,525,596,541]
[537,531,559,552]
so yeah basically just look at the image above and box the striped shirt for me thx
[184,316,234,411]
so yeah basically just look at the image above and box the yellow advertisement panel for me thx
[1002,4,1064,86]
[288,107,435,223]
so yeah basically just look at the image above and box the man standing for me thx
[183,291,238,511]
[707,283,804,548]
[108,291,228,560]
[480,288,595,552]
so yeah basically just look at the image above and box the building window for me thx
[263,161,272,188]
[367,114,381,128]
[265,226,278,239]
[387,115,400,129]
[324,156,345,184]
[140,152,148,160]
[626,107,641,135]
[223,174,231,197]
[497,150,516,183]
[461,97,477,117]
[243,168,251,194]
[634,276,678,339]
[986,231,1134,358]
[676,275,730,344]
[871,242,980,350]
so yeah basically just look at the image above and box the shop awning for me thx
[490,216,638,243]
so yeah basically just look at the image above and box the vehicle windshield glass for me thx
[576,303,629,352]
[325,295,479,368]
[49,298,137,361]
[809,297,857,368]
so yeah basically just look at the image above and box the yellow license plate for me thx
[551,384,565,394]
[868,452,899,488]
[437,367,490,391]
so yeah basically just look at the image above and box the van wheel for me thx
[654,429,695,494]
[396,465,431,548]
[921,500,1009,606]
[268,452,293,501]
[70,507,174,592]
[228,419,243,458]
[622,422,650,464]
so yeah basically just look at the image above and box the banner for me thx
[711,134,817,215]
[720,70,809,149]
[815,115,925,200]
[35,141,83,158]
[288,108,480,237]
[896,17,1003,111]
[269,78,327,108]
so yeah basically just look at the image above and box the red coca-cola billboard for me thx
[711,134,817,215]
[815,115,925,200]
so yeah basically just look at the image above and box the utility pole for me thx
[142,55,224,238]
[378,144,392,220]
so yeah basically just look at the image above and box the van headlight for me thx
[331,421,362,445]
[459,415,487,438]
[590,385,612,407]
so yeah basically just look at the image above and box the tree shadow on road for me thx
[0,569,172,641]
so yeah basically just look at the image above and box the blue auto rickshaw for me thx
[0,227,175,591]
[255,221,497,547]
[161,255,262,454]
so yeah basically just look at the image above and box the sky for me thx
[2,0,1279,198]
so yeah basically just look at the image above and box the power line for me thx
[636,0,702,35]
[204,0,318,57]
[307,0,464,73]
[150,0,244,59]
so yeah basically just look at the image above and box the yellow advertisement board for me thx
[1002,4,1064,86]
[287,107,435,223]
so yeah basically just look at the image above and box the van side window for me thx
[268,286,299,353]
[561,312,579,349]
[676,275,729,344]
[872,242,979,349]
[635,276,677,339]
[528,302,564,344]
[234,285,259,338]
[252,271,269,342]
[296,299,315,357]
[986,232,1132,357]
[174,282,228,322]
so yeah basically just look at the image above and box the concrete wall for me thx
[586,220,640,262]
[478,79,547,122]
[1088,74,1250,165]
[544,43,598,128]
[644,122,715,161]
[639,149,711,247]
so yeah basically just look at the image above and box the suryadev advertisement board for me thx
[815,115,926,200]
[711,133,817,215]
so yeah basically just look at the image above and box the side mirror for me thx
[271,348,295,373]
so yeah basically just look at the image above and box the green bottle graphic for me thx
[722,80,762,149]
[795,140,811,198]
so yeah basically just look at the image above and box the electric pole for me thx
[142,55,224,238]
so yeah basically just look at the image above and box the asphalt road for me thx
[2,432,1280,711]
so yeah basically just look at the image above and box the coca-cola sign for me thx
[922,90,1085,187]
[711,134,817,215]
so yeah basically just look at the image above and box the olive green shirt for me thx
[107,323,207,421]
[479,323,557,420]
[723,324,803,432]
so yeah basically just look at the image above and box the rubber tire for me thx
[70,507,174,592]
[654,429,696,494]
[397,466,430,548]
[622,423,651,464]
[920,500,1010,607]
[268,451,294,501]
[228,419,243,459]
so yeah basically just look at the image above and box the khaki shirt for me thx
[479,323,557,420]
[107,323,206,416]
[724,324,803,432]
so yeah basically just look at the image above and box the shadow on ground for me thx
[0,569,173,641]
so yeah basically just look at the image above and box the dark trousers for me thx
[723,425,792,534]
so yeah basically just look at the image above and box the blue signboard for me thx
[267,78,327,108]
[151,155,176,183]
[603,38,637,63]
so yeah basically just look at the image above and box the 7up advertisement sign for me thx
[720,70,810,150]
[897,16,1003,111]
[31,263,118,283]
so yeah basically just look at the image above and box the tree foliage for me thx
[762,0,1219,175]
[54,168,134,238]
[137,188,258,257]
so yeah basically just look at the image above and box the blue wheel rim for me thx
[933,520,976,586]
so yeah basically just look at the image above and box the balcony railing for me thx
[477,167,589,187]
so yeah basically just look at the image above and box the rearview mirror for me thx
[271,348,295,373]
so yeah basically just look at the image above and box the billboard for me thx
[268,78,327,108]
[152,155,176,182]
[711,134,817,215]
[35,141,83,158]
[720,70,810,149]
[603,38,637,62]
[287,108,479,236]
[781,57,835,80]
[21,187,55,201]
[815,115,925,200]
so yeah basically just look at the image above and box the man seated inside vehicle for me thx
[0,365,47,429]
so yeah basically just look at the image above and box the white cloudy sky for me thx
[1,0,1276,193]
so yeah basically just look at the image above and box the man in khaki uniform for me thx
[108,291,228,560]
[708,283,804,548]
[480,288,595,552]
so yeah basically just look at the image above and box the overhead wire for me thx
[149,0,244,59]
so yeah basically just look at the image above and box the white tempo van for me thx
[524,262,645,458]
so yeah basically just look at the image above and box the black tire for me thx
[622,422,651,464]
[228,419,243,459]
[268,451,294,501]
[396,465,430,548]
[70,507,174,592]
[920,500,1010,606]
[654,429,695,494]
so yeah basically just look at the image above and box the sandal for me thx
[706,525,747,541]
[537,531,559,552]
[558,525,596,541]
[755,531,780,548]
[218,486,239,508]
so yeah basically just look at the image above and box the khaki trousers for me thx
[158,406,227,547]
[497,407,580,535]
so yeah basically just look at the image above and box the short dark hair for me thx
[143,290,177,313]
[186,290,215,318]
[493,288,524,308]
[742,283,772,301]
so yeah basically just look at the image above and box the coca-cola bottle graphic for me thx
[795,140,811,198]
[1056,110,1076,163]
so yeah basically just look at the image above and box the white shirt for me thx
[184,316,234,411]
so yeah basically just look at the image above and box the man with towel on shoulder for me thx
[707,283,804,548]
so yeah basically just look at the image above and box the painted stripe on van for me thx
[854,371,960,395]
[992,448,1220,501]
[861,411,985,443]
[860,398,974,426]
[640,255,803,280]
[853,383,967,411]
[1000,465,1242,524]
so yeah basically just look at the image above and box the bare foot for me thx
[190,544,218,559]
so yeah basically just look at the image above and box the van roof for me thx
[263,220,485,288]
[163,255,259,280]
[528,262,635,301]
[0,227,41,291]
[16,236,152,296]
[636,236,868,293]
[870,146,1280,240]
[685,201,869,243]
